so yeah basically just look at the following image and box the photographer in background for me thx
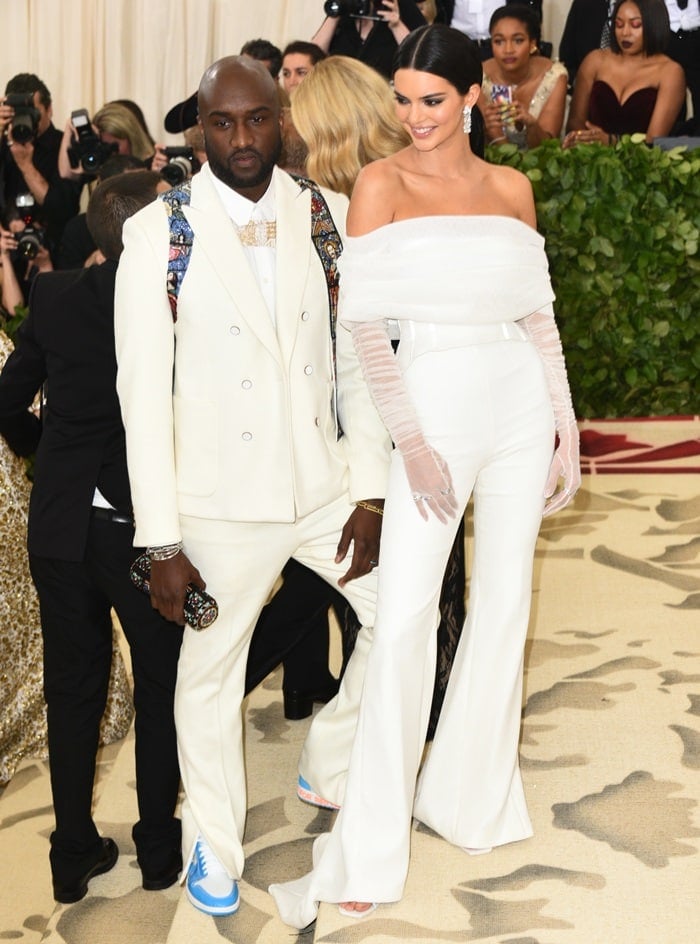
[0,197,53,318]
[59,101,158,189]
[0,73,81,263]
[312,0,427,78]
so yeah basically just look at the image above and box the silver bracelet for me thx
[147,541,183,561]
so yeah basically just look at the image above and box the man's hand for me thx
[7,135,34,170]
[0,98,14,138]
[335,501,383,587]
[149,550,206,625]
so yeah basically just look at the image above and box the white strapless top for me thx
[337,215,555,327]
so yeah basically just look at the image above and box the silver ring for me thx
[369,559,378,566]
[440,487,452,495]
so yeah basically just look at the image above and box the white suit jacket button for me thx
[241,380,252,389]
[242,432,252,441]
[314,417,320,427]
[304,365,313,375]
[229,325,241,335]
[301,311,310,322]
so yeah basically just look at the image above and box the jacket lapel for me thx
[184,166,281,364]
[274,169,311,360]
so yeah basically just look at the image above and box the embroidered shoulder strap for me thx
[161,174,345,436]
[292,174,344,439]
[291,174,343,335]
[161,181,194,322]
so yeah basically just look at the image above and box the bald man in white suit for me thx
[115,56,391,917]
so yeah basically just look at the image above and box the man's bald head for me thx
[197,55,283,201]
[198,56,279,118]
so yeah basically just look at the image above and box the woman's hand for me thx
[33,244,53,274]
[543,421,581,516]
[58,118,84,180]
[508,99,535,133]
[377,0,411,41]
[404,442,459,524]
[562,121,609,148]
[0,226,18,259]
[150,144,169,173]
[482,100,509,143]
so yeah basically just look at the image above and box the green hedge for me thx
[486,137,700,418]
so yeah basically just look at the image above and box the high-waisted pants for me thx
[270,321,555,927]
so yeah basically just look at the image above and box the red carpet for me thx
[579,416,700,474]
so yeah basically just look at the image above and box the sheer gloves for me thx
[350,312,580,522]
[350,321,458,523]
[521,309,581,516]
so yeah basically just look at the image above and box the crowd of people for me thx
[0,0,693,926]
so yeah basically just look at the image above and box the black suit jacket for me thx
[558,0,609,86]
[0,260,132,560]
[329,0,427,77]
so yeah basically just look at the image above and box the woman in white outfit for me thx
[270,23,580,926]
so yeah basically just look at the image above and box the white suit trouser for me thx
[271,328,555,927]
[175,494,378,879]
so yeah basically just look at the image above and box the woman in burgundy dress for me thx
[563,0,685,146]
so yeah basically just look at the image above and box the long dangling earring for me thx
[463,104,472,135]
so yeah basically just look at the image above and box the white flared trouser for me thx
[174,494,378,880]
[271,328,555,928]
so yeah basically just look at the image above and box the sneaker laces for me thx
[195,837,226,877]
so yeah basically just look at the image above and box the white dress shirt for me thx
[210,170,277,327]
[451,0,503,41]
[664,0,700,32]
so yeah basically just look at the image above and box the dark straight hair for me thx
[392,24,485,157]
[609,0,670,55]
[489,4,542,43]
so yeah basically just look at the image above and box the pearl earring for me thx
[463,104,472,134]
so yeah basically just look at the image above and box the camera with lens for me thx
[66,108,118,175]
[323,0,382,19]
[13,194,45,260]
[4,92,41,144]
[160,146,199,186]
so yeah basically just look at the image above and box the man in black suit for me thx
[558,0,611,89]
[0,171,183,903]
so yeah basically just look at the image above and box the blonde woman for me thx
[59,101,156,180]
[291,55,409,198]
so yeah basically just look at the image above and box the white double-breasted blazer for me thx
[115,165,391,547]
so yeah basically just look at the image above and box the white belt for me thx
[398,320,527,362]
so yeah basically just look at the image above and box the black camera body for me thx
[324,0,382,18]
[160,146,199,186]
[66,108,118,175]
[5,92,41,144]
[14,193,45,260]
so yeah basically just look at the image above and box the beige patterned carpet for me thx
[1,459,698,942]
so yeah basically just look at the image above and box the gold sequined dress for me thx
[0,331,134,784]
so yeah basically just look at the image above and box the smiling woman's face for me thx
[393,69,474,151]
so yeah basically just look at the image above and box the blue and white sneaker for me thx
[297,775,340,810]
[185,836,240,916]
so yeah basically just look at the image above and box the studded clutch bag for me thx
[129,552,219,630]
